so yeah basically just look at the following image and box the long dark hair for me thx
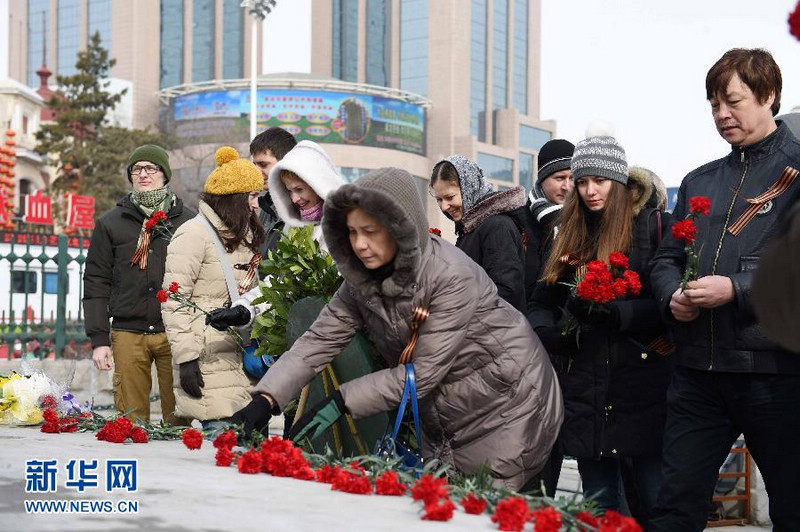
[201,192,265,253]
[541,181,634,283]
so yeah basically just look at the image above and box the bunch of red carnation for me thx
[40,408,90,434]
[260,436,315,480]
[491,496,530,531]
[331,461,372,494]
[144,210,168,232]
[411,474,455,521]
[672,195,712,289]
[529,505,562,532]
[97,417,149,443]
[576,252,642,305]
[374,470,407,496]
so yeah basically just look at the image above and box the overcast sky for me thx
[266,1,799,187]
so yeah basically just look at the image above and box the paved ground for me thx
[0,424,770,532]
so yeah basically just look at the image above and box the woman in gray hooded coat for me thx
[231,167,563,490]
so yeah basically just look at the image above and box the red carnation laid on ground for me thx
[181,428,203,450]
[374,471,407,496]
[529,506,562,532]
[491,496,530,531]
[460,492,487,514]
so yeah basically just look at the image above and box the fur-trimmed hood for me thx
[460,186,527,234]
[323,167,429,298]
[627,165,658,215]
[268,140,344,229]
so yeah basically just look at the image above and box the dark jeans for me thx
[650,366,800,532]
[578,454,663,529]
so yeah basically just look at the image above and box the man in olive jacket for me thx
[649,49,800,531]
[83,145,195,424]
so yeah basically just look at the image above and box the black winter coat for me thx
[651,121,800,374]
[83,195,195,348]
[456,187,527,312]
[522,197,562,312]
[529,208,673,459]
[258,193,284,256]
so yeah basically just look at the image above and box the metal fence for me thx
[0,234,90,360]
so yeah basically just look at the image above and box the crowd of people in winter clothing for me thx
[83,47,800,531]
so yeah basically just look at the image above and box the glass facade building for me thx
[366,0,389,87]
[223,2,244,79]
[26,0,50,87]
[519,124,551,151]
[491,0,507,110]
[518,152,534,193]
[192,0,216,83]
[160,1,184,88]
[332,0,359,82]
[512,0,528,114]
[478,152,514,182]
[399,0,427,96]
[88,0,112,52]
[57,0,80,77]
[470,0,487,140]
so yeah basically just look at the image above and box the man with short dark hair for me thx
[650,48,800,531]
[249,127,297,254]
[84,145,195,424]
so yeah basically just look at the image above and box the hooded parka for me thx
[253,167,563,490]
[161,201,259,421]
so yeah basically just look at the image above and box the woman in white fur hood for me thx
[204,140,343,336]
[268,140,343,251]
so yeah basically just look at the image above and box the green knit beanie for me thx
[127,145,172,183]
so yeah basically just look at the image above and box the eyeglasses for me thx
[131,165,161,176]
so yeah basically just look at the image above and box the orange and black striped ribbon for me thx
[645,336,676,356]
[399,306,430,365]
[237,252,262,295]
[130,230,152,270]
[727,166,799,236]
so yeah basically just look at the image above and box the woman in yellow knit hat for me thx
[161,147,265,428]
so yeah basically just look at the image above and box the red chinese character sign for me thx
[23,190,54,225]
[0,188,11,226]
[0,130,16,230]
[66,194,95,230]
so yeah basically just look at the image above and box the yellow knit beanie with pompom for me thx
[203,146,263,195]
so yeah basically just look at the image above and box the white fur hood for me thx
[267,140,344,229]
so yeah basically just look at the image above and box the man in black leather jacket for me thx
[649,48,800,531]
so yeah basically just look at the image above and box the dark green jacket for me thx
[83,195,195,348]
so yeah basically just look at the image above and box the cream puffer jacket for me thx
[162,201,258,421]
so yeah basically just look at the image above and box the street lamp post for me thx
[241,0,277,141]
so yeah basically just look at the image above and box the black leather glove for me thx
[205,305,251,331]
[566,296,620,329]
[535,325,575,356]
[229,395,273,435]
[287,390,347,443]
[179,359,204,398]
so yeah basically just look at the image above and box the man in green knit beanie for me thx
[83,144,195,424]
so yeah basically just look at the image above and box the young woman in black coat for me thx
[528,135,672,528]
[429,155,527,312]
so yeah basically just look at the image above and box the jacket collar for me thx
[731,120,789,163]
[459,186,526,234]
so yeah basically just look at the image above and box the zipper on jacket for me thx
[707,149,749,369]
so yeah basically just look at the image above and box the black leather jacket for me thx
[651,121,800,374]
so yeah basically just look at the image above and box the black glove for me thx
[535,325,575,356]
[179,359,204,398]
[566,296,620,329]
[229,395,273,435]
[287,390,347,443]
[205,305,251,331]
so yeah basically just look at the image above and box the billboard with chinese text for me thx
[166,88,426,155]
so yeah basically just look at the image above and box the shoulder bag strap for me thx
[197,213,238,304]
[390,363,423,454]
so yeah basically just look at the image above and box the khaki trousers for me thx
[110,330,184,425]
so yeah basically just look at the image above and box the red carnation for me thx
[586,260,608,274]
[181,428,203,450]
[375,471,407,496]
[40,395,58,409]
[671,219,697,244]
[315,464,342,484]
[789,1,800,41]
[58,417,79,433]
[41,422,60,433]
[608,251,629,270]
[599,510,643,531]
[237,447,263,474]
[215,446,235,467]
[491,496,530,531]
[156,289,169,303]
[422,498,455,521]
[577,510,599,528]
[331,468,372,494]
[97,421,127,443]
[42,408,59,423]
[623,269,642,296]
[168,281,180,294]
[612,278,628,297]
[213,429,237,450]
[688,195,711,216]
[114,417,133,437]
[411,474,449,505]
[461,492,487,514]
[530,506,562,532]
[130,426,149,443]
[429,227,442,237]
